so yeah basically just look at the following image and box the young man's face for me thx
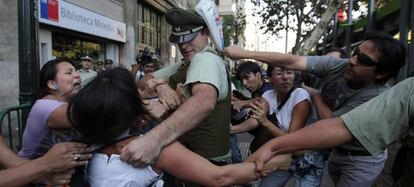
[178,31,209,61]
[240,72,262,93]
[344,40,382,86]
[143,62,155,74]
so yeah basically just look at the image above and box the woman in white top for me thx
[68,67,288,187]
[249,66,325,187]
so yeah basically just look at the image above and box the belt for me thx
[336,148,371,156]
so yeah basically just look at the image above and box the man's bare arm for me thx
[247,118,353,171]
[302,85,333,119]
[0,136,27,168]
[224,46,308,71]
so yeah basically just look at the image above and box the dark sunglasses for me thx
[352,47,379,66]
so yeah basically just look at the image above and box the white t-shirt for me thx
[88,153,163,187]
[262,88,317,132]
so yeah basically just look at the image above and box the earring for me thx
[52,85,58,90]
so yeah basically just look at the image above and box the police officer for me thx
[78,55,97,84]
[121,7,231,185]
[96,60,105,73]
[104,59,113,70]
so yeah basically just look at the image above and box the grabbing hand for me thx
[261,153,292,176]
[155,83,182,110]
[39,142,91,173]
[143,99,168,120]
[120,133,162,168]
[246,144,274,173]
[301,83,320,96]
[176,83,187,103]
[249,101,268,126]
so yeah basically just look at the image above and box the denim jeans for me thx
[259,170,291,187]
[292,173,322,187]
[229,134,242,163]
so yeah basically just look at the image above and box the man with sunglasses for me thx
[224,32,406,187]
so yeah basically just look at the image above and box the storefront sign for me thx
[39,0,126,42]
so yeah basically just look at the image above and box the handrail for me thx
[0,103,31,150]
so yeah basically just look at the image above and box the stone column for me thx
[119,0,137,69]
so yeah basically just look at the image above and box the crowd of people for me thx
[1,4,414,187]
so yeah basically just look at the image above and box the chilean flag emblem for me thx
[40,0,59,22]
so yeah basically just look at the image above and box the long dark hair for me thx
[35,57,75,101]
[67,67,148,145]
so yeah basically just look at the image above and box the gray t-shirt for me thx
[306,56,388,116]
[306,56,388,151]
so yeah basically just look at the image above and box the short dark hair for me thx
[363,32,406,83]
[325,47,348,58]
[236,61,261,80]
[266,65,275,78]
[68,67,148,145]
[36,57,74,100]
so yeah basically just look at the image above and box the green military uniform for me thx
[155,8,231,162]
[155,7,231,186]
[341,77,414,187]
[155,45,231,160]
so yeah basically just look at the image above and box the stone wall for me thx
[0,0,19,109]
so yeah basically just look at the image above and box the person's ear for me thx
[375,70,390,81]
[47,80,58,90]
[255,72,261,79]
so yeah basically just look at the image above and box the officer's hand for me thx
[155,84,182,110]
[120,133,161,168]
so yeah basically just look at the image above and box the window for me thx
[137,1,162,50]
[52,32,105,68]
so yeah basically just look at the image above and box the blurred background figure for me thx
[104,59,113,70]
[78,55,97,85]
[95,60,106,74]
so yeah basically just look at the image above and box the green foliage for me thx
[221,7,246,46]
[251,0,328,41]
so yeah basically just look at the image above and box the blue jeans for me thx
[229,134,242,163]
[259,170,291,187]
[292,173,322,187]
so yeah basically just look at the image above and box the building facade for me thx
[0,0,199,111]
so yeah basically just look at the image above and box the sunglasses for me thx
[351,47,379,66]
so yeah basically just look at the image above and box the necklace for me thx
[49,94,64,102]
